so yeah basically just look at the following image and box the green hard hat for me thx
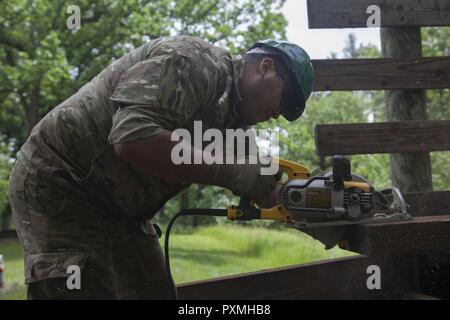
[248,39,315,121]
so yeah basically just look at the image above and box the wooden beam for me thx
[404,191,450,216]
[312,57,450,91]
[314,120,450,156]
[307,0,450,29]
[400,291,440,300]
[339,215,450,256]
[178,256,415,300]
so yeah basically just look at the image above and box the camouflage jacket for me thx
[18,35,245,221]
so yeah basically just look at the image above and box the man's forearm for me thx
[113,131,230,186]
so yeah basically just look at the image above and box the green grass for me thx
[0,224,354,299]
[0,239,26,300]
[168,224,354,283]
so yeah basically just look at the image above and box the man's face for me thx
[238,57,286,125]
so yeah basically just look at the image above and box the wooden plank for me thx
[314,120,450,156]
[312,57,450,91]
[404,191,450,216]
[178,256,415,300]
[400,291,441,300]
[339,215,450,256]
[307,0,450,29]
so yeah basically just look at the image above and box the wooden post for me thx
[381,27,433,193]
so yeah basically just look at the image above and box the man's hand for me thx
[212,157,282,205]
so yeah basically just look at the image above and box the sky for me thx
[281,0,381,59]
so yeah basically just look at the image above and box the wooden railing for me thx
[315,120,450,156]
[307,0,450,28]
[312,57,450,91]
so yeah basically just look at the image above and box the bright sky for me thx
[281,0,381,59]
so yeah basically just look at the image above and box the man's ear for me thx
[259,57,275,78]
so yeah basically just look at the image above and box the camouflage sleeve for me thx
[108,105,175,144]
[108,52,225,144]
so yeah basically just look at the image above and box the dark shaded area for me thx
[419,254,450,299]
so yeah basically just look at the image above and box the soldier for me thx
[8,36,314,299]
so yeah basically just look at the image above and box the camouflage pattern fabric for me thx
[8,35,246,299]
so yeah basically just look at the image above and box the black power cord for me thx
[164,208,227,299]
[164,210,184,299]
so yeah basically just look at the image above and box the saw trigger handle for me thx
[272,156,311,180]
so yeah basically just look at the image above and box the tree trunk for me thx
[381,27,433,193]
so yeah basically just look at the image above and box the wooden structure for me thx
[179,0,450,299]
[315,120,450,155]
[312,57,450,91]
[307,0,450,28]
[177,194,450,299]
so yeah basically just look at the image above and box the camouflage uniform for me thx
[8,36,246,299]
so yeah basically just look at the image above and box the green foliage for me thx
[0,0,287,143]
[422,27,450,57]
[0,239,26,300]
[431,152,450,190]
[0,141,10,218]
[343,33,381,59]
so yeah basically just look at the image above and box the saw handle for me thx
[272,156,311,180]
[237,157,310,209]
[228,157,311,221]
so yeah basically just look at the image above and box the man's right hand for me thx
[212,157,282,205]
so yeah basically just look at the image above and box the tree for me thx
[343,33,358,58]
[0,0,287,144]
